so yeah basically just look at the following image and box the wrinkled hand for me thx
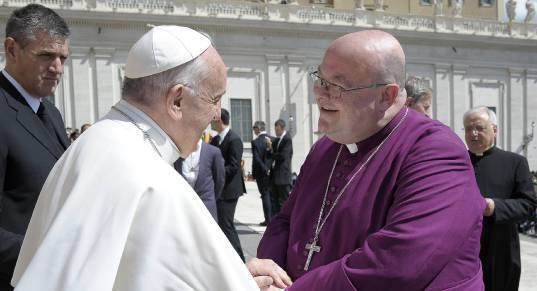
[247,258,292,289]
[483,198,495,216]
[261,285,284,291]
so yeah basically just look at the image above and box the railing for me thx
[2,0,536,40]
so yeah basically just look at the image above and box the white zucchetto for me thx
[124,25,211,79]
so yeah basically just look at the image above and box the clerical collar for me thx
[2,70,41,113]
[114,100,180,165]
[345,143,358,154]
[470,145,495,157]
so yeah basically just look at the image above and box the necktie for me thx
[210,135,221,146]
[37,103,59,141]
[174,157,185,176]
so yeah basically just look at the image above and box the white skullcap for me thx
[124,25,211,79]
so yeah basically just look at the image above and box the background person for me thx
[0,5,70,290]
[463,106,537,291]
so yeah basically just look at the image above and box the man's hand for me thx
[264,136,272,149]
[247,258,292,289]
[261,286,284,291]
[483,198,495,216]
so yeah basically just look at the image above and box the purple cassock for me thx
[257,108,485,290]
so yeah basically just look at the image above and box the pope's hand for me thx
[247,258,292,289]
[261,285,284,291]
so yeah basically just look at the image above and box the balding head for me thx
[328,30,406,90]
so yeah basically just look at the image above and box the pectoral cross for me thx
[304,240,321,271]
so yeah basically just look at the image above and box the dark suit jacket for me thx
[0,73,69,284]
[269,133,293,185]
[251,133,272,180]
[211,129,246,200]
[174,143,225,221]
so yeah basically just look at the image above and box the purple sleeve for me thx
[257,152,310,268]
[287,129,485,290]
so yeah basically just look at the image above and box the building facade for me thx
[1,0,536,173]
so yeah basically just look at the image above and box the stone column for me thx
[434,63,452,128]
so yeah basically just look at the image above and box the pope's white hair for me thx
[121,55,208,105]
[463,106,498,126]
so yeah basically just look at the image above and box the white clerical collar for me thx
[114,99,180,165]
[219,126,231,144]
[346,143,358,154]
[2,70,42,113]
[471,145,494,157]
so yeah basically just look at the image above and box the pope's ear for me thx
[167,84,185,120]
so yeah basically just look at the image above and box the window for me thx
[420,0,433,6]
[230,99,253,142]
[479,0,495,7]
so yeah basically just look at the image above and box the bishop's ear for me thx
[167,83,185,120]
[379,84,400,110]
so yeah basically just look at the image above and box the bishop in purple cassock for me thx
[257,30,485,291]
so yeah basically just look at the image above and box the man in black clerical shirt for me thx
[463,106,537,291]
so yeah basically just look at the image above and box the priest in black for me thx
[0,4,70,290]
[464,106,537,291]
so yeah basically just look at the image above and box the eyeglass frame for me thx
[310,70,391,98]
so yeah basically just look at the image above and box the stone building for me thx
[1,0,536,173]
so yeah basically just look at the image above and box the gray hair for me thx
[122,55,208,105]
[412,88,432,103]
[6,4,70,48]
[253,121,266,131]
[463,106,498,126]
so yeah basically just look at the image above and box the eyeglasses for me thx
[463,125,493,133]
[310,71,390,98]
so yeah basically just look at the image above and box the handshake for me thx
[247,258,293,291]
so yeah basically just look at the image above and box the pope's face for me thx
[314,49,382,144]
[8,31,69,97]
[180,49,226,154]
[464,112,497,154]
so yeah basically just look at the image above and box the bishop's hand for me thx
[247,258,292,289]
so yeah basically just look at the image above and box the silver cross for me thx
[304,240,321,271]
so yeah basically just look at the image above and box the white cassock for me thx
[12,100,258,291]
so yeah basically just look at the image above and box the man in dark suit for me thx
[210,108,246,261]
[266,119,293,216]
[0,4,70,290]
[251,121,273,226]
[174,140,225,221]
[464,106,537,291]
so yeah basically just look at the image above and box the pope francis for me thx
[11,25,290,291]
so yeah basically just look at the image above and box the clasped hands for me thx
[247,258,292,291]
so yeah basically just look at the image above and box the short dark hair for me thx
[6,4,70,48]
[275,119,286,129]
[220,108,230,125]
[253,121,265,131]
[404,76,419,99]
